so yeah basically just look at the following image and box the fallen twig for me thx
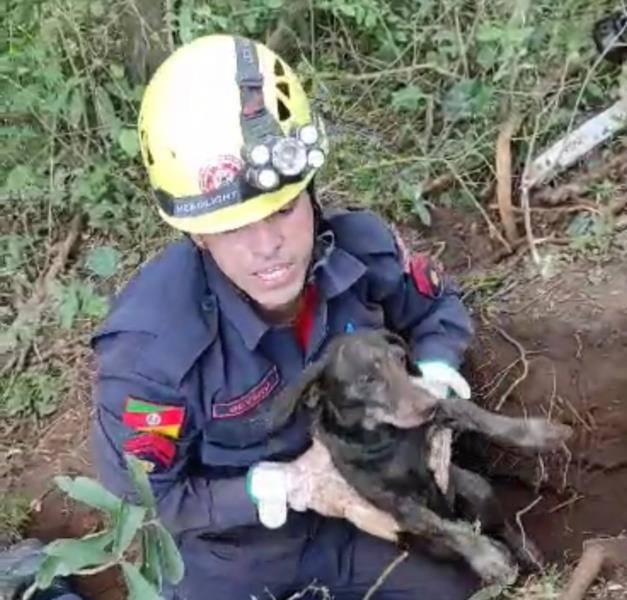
[0,214,83,372]
[520,184,540,264]
[316,63,458,82]
[362,551,409,600]
[492,325,530,411]
[549,492,583,514]
[495,115,522,244]
[515,495,543,571]
[441,158,512,254]
[489,203,601,215]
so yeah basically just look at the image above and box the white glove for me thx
[415,361,471,400]
[248,439,400,541]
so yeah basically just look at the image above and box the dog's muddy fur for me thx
[272,330,573,584]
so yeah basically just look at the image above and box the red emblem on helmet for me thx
[198,155,243,193]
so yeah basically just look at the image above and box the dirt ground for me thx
[2,201,627,598]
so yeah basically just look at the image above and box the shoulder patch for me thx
[123,397,185,439]
[409,254,444,299]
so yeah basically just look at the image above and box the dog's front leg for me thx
[394,497,517,585]
[436,396,572,450]
[450,465,543,571]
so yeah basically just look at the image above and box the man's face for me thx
[194,190,315,318]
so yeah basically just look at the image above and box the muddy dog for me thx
[271,329,573,584]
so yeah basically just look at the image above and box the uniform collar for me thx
[202,230,366,351]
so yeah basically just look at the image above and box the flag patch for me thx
[122,398,185,439]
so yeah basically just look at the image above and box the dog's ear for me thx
[381,330,416,369]
[382,330,407,349]
[269,356,329,429]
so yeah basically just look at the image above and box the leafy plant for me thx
[53,281,110,330]
[0,372,62,420]
[85,246,121,278]
[23,455,184,600]
[0,495,31,541]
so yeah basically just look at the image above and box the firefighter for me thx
[91,34,478,599]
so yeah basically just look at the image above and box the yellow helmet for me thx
[138,34,327,234]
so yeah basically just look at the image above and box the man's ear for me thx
[190,234,207,250]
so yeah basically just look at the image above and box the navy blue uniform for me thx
[90,209,477,598]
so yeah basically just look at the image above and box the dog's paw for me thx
[520,420,573,450]
[468,538,518,585]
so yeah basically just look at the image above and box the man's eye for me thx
[359,374,375,384]
[277,201,296,215]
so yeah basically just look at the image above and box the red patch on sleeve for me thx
[410,254,444,299]
[123,433,176,469]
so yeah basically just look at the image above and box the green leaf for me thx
[86,246,120,277]
[113,502,147,556]
[391,85,426,112]
[35,556,69,589]
[118,128,140,158]
[95,86,121,137]
[44,533,115,572]
[79,287,109,320]
[66,88,85,129]
[122,561,163,600]
[3,165,35,192]
[90,0,105,17]
[412,199,432,227]
[154,523,184,584]
[125,454,157,515]
[54,476,122,514]
[55,283,80,330]
[443,79,493,122]
[140,527,163,590]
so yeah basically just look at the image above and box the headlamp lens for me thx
[257,168,280,190]
[250,144,271,166]
[307,149,325,169]
[298,124,319,146]
[272,138,307,176]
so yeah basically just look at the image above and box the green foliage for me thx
[391,85,427,113]
[54,476,122,514]
[0,372,62,420]
[85,246,121,278]
[32,455,184,598]
[0,494,31,540]
[53,281,109,329]
[566,211,615,256]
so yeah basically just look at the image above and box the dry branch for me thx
[0,214,83,373]
[495,116,521,244]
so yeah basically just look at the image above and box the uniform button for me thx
[201,296,215,312]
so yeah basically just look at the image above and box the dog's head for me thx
[272,329,439,431]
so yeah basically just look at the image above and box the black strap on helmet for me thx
[234,37,282,147]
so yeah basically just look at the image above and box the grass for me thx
[0,494,31,542]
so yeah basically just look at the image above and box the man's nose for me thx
[248,219,284,257]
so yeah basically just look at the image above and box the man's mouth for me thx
[254,263,295,285]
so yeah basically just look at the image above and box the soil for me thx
[466,261,627,562]
[2,201,627,598]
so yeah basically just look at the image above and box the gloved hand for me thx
[248,439,400,541]
[415,361,471,400]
